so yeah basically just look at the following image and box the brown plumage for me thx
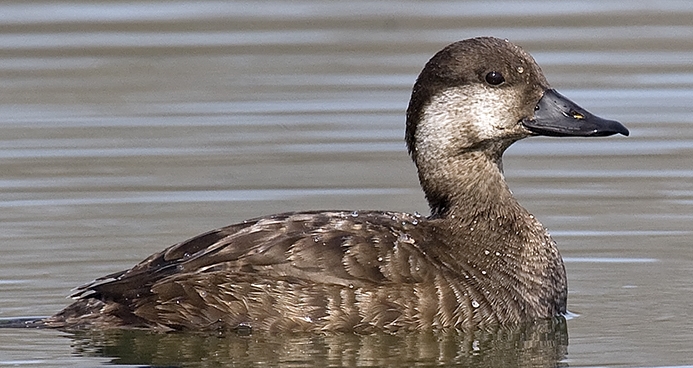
[44,37,628,332]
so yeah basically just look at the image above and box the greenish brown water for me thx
[1,1,693,367]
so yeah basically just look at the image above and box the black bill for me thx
[522,89,629,137]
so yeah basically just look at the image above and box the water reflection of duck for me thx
[44,37,628,332]
[69,318,569,366]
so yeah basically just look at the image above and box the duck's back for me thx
[48,210,498,332]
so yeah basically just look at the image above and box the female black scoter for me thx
[43,37,628,332]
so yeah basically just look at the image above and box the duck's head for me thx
[405,37,628,215]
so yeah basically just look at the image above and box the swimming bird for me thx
[43,37,628,332]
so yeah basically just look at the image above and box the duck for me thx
[43,37,628,333]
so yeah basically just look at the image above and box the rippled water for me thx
[1,1,692,367]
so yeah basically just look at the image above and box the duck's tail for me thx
[0,317,48,328]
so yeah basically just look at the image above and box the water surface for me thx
[1,1,692,367]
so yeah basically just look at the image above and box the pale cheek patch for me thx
[416,85,518,151]
[416,92,468,159]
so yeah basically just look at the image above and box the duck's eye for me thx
[485,71,505,86]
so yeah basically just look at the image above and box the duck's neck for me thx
[417,150,567,316]
[417,146,516,218]
[438,152,533,254]
[420,147,540,249]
